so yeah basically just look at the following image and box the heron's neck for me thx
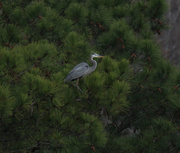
[89,56,97,73]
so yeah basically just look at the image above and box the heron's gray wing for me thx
[64,62,89,82]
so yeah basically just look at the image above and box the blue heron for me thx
[64,53,104,93]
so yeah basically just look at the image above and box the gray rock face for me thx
[157,0,180,66]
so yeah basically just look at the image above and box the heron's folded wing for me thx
[65,62,89,82]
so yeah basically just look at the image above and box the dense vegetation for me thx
[0,0,179,152]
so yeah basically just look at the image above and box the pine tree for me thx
[0,0,180,152]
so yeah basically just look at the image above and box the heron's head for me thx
[91,53,104,58]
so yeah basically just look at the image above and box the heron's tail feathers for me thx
[64,77,69,82]
[64,75,71,82]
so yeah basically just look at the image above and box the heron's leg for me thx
[76,78,84,94]
[76,78,79,87]
[72,79,79,87]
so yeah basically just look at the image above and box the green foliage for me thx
[89,5,112,28]
[9,7,25,25]
[0,84,14,119]
[65,3,88,24]
[0,0,179,152]
[5,24,21,44]
[147,0,168,18]
[98,20,135,58]
[112,5,128,18]
[25,1,45,20]
[63,32,89,62]
[54,18,74,39]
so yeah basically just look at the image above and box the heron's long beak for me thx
[98,55,104,58]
